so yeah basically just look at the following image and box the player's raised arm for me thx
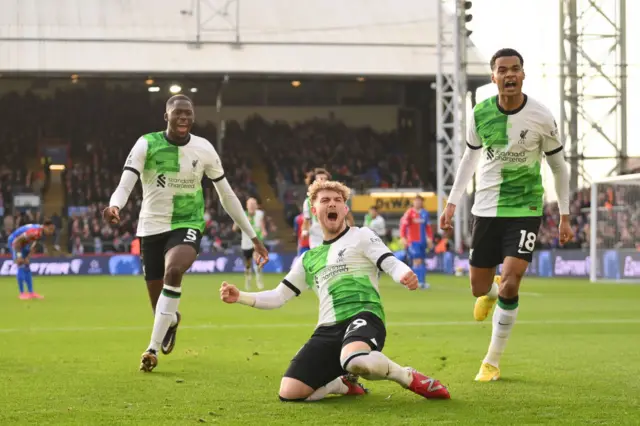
[440,113,483,230]
[542,115,573,244]
[203,144,268,265]
[358,227,418,290]
[220,255,308,309]
[301,198,311,237]
[105,137,147,224]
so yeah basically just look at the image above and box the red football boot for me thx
[341,374,369,396]
[407,369,450,399]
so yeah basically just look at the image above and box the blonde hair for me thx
[308,180,351,203]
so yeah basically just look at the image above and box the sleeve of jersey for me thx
[359,227,412,283]
[212,178,257,239]
[203,143,226,182]
[302,198,311,220]
[446,146,482,206]
[545,151,570,215]
[236,255,308,309]
[541,113,563,156]
[109,138,147,209]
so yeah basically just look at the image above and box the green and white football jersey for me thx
[241,209,264,250]
[124,132,225,237]
[469,95,563,217]
[283,226,392,327]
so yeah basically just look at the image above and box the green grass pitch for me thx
[1,274,639,425]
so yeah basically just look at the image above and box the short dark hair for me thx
[490,48,524,70]
[314,168,331,179]
[166,94,193,109]
[43,219,54,226]
[370,206,378,211]
[415,194,424,201]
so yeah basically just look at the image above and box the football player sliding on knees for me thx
[104,94,268,373]
[220,180,450,402]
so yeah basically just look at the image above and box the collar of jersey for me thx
[495,93,528,115]
[163,131,191,146]
[323,226,350,245]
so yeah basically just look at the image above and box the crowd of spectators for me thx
[538,184,640,250]
[1,86,638,255]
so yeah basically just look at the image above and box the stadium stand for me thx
[1,86,637,255]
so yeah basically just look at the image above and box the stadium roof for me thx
[0,0,489,78]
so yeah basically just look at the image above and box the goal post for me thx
[589,173,640,283]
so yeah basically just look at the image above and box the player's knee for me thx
[278,380,313,401]
[470,278,492,297]
[163,265,183,287]
[341,351,371,376]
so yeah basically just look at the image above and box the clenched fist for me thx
[103,206,121,225]
[400,270,419,291]
[220,281,240,304]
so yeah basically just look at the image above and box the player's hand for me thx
[220,281,240,304]
[439,204,456,230]
[558,216,574,245]
[252,239,269,267]
[102,206,120,225]
[400,270,419,291]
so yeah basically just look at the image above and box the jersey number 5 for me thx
[184,229,198,243]
[518,230,537,253]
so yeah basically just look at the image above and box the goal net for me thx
[589,173,640,283]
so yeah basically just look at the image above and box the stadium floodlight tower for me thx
[559,0,627,187]
[436,0,469,252]
[589,173,640,283]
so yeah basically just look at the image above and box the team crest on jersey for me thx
[518,129,529,144]
[337,248,347,262]
[192,159,198,170]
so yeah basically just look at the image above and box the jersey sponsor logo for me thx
[486,147,495,160]
[314,264,348,285]
[156,174,197,190]
[518,129,529,144]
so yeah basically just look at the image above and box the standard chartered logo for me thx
[488,150,527,164]
[156,174,196,189]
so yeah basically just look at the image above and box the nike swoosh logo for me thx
[498,322,510,326]
[517,249,531,254]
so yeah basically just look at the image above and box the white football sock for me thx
[344,351,412,387]
[486,282,499,299]
[305,377,349,401]
[255,265,264,290]
[147,285,181,352]
[483,304,518,367]
[244,268,252,290]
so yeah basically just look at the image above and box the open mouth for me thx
[327,212,338,222]
[505,81,517,88]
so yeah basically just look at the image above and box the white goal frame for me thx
[589,173,640,283]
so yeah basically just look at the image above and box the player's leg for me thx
[141,236,167,313]
[409,243,428,289]
[140,229,200,370]
[21,248,42,299]
[279,329,366,402]
[242,249,253,290]
[469,216,501,321]
[476,217,540,382]
[339,313,450,399]
[12,250,27,298]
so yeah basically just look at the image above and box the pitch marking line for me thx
[0,318,638,334]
